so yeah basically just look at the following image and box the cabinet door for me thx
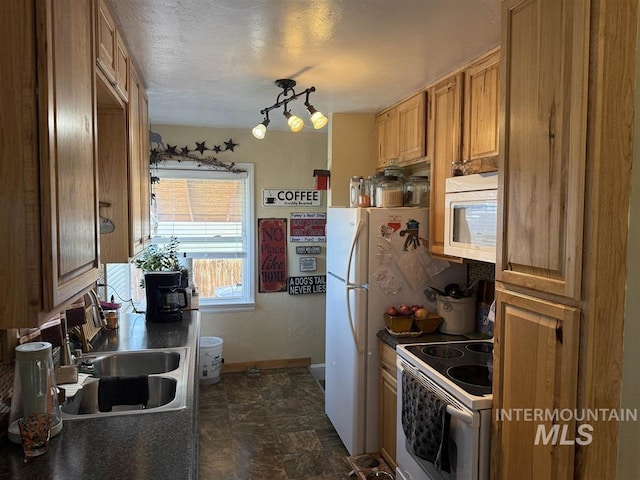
[95,0,116,83]
[397,92,426,164]
[497,0,589,300]
[380,367,398,469]
[128,67,144,257]
[139,87,151,246]
[38,0,100,310]
[128,67,151,257]
[375,108,397,169]
[491,286,579,480]
[379,342,397,469]
[462,49,499,173]
[114,32,129,102]
[428,73,462,257]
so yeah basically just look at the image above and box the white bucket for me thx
[437,295,476,334]
[199,337,223,384]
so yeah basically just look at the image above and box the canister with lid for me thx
[376,175,404,207]
[349,176,363,207]
[404,176,430,207]
[383,159,404,181]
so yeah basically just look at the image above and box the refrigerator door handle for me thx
[345,219,366,354]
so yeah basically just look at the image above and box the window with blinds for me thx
[150,163,255,308]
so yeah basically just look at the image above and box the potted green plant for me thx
[134,236,189,288]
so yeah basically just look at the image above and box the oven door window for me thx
[452,201,497,248]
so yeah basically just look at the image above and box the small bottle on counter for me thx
[357,177,371,207]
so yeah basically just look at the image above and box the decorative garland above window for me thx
[149,133,245,173]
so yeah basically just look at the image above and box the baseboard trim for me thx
[308,363,325,382]
[222,357,311,373]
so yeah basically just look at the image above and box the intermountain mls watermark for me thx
[495,408,638,446]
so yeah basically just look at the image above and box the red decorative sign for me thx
[258,218,287,293]
[289,212,326,242]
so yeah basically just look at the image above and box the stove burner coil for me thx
[447,364,492,387]
[465,343,493,355]
[421,345,464,359]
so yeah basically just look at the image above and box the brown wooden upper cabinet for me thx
[375,92,427,169]
[427,73,463,258]
[1,0,100,328]
[462,49,500,174]
[96,0,129,103]
[98,64,151,264]
[496,1,586,300]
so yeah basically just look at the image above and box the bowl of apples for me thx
[413,307,443,333]
[383,304,415,333]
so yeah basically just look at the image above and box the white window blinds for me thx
[152,167,251,259]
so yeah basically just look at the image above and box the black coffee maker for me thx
[144,271,188,322]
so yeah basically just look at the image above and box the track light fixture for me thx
[252,113,270,139]
[252,79,328,139]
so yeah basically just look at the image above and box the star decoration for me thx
[166,144,178,155]
[224,139,239,152]
[212,145,222,153]
[181,146,190,154]
[194,141,208,155]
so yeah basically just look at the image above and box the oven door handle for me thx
[445,405,479,428]
[398,358,481,429]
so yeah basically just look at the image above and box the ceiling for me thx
[108,0,501,132]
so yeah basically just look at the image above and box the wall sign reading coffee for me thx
[262,189,322,207]
[258,218,287,293]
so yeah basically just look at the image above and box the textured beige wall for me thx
[327,113,375,207]
[152,125,328,365]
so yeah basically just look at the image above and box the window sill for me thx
[198,300,256,314]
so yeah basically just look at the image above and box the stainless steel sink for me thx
[60,347,189,420]
[89,350,181,376]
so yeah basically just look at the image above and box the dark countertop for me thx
[0,311,201,480]
[377,328,490,349]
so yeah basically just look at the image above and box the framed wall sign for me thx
[262,189,322,207]
[258,218,287,293]
[296,246,321,255]
[299,257,317,272]
[289,212,326,242]
[288,275,326,295]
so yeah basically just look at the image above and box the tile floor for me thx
[198,367,354,479]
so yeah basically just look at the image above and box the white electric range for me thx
[396,340,493,480]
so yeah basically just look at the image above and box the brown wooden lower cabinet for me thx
[379,340,398,468]
[491,286,580,480]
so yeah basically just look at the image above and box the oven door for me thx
[443,189,497,263]
[396,358,488,480]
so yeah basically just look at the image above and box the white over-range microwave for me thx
[444,172,498,263]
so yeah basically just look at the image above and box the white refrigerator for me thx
[324,206,466,455]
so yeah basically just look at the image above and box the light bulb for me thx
[252,123,267,139]
[284,111,304,133]
[310,111,328,129]
[251,118,269,139]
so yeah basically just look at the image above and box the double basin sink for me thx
[61,347,190,419]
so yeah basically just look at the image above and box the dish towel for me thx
[98,375,150,412]
[402,371,451,472]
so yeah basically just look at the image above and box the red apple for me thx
[410,305,423,313]
[385,306,398,316]
[398,304,412,316]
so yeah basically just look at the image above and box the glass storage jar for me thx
[376,175,404,207]
[383,158,404,182]
[404,176,430,207]
[369,173,384,207]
